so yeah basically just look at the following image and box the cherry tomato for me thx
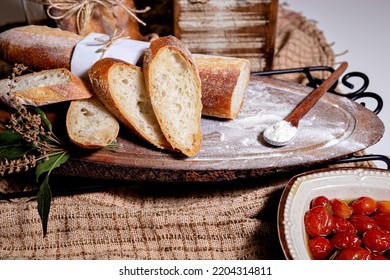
[362,228,390,252]
[377,201,390,214]
[304,196,390,260]
[348,214,377,234]
[308,236,335,260]
[304,206,334,237]
[331,198,353,219]
[311,196,331,209]
[333,216,357,234]
[373,212,390,231]
[335,247,372,260]
[351,196,377,215]
[331,232,361,249]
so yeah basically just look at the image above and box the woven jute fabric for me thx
[0,8,365,260]
[272,8,335,83]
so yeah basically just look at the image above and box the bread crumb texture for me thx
[1,69,70,93]
[109,64,167,146]
[150,48,202,155]
[66,97,119,148]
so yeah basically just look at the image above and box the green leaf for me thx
[102,139,121,152]
[35,152,70,182]
[35,152,69,237]
[0,130,35,160]
[37,174,52,238]
[34,107,52,132]
[0,130,23,143]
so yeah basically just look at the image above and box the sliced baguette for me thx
[88,58,171,150]
[0,68,93,107]
[143,36,203,157]
[66,96,120,149]
[194,55,250,119]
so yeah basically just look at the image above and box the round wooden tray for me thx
[56,76,385,182]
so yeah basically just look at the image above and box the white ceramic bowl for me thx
[277,167,390,260]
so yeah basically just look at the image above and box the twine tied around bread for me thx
[41,0,150,34]
[94,28,130,58]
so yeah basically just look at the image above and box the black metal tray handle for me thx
[252,66,383,114]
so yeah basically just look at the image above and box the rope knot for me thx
[42,0,150,34]
[94,28,130,58]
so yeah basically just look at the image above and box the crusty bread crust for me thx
[194,55,250,119]
[0,25,82,71]
[88,57,171,150]
[66,96,120,149]
[0,68,93,107]
[143,36,203,156]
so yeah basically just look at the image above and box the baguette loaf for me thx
[0,25,82,71]
[0,25,249,120]
[194,55,250,119]
[0,68,93,107]
[66,96,120,149]
[88,58,171,150]
[143,36,202,157]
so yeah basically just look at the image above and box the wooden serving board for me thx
[48,76,384,182]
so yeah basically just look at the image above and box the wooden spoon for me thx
[263,61,348,146]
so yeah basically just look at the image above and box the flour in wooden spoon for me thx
[263,120,298,145]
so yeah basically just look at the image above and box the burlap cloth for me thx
[0,8,375,260]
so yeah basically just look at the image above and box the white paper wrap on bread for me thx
[71,33,149,80]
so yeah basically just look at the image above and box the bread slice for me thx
[66,96,120,149]
[143,36,203,157]
[88,57,171,150]
[0,68,93,107]
[194,55,250,119]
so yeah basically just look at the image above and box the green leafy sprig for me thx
[0,100,69,237]
[0,63,71,237]
[1,64,119,237]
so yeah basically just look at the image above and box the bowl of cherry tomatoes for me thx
[278,167,390,260]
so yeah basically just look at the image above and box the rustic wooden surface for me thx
[173,0,279,72]
[46,76,384,182]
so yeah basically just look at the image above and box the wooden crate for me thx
[174,0,278,72]
[21,0,48,25]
